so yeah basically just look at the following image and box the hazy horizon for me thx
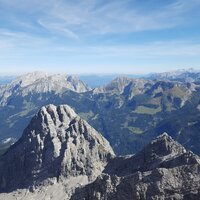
[0,67,199,76]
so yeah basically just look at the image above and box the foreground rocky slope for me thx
[0,104,114,199]
[72,133,200,200]
[0,108,200,200]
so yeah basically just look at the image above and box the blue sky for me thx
[0,0,200,75]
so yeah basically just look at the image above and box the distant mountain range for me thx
[0,70,200,156]
[0,71,89,106]
[78,74,145,88]
[0,105,199,199]
[1,68,200,87]
[149,68,200,82]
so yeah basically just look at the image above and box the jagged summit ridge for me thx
[93,76,151,96]
[33,104,77,128]
[150,68,200,82]
[103,133,198,177]
[145,132,187,156]
[72,133,200,199]
[0,104,114,193]
[0,71,90,106]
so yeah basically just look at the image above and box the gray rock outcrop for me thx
[71,133,200,200]
[0,104,114,196]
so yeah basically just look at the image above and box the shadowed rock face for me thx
[71,133,200,200]
[0,104,114,193]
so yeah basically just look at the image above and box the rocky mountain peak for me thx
[93,76,149,95]
[0,72,90,106]
[92,76,132,94]
[103,133,195,177]
[0,104,115,193]
[72,133,200,199]
[12,71,49,87]
[146,132,186,156]
[35,104,77,128]
[149,68,200,83]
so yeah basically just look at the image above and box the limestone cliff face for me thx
[0,104,114,193]
[0,72,90,106]
[71,133,200,200]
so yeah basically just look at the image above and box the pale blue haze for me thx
[0,0,200,74]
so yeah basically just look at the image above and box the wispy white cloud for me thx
[38,20,79,40]
[1,0,200,38]
[0,28,54,53]
[0,24,200,58]
[34,0,178,36]
[0,0,200,73]
[39,0,200,35]
[50,41,200,58]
